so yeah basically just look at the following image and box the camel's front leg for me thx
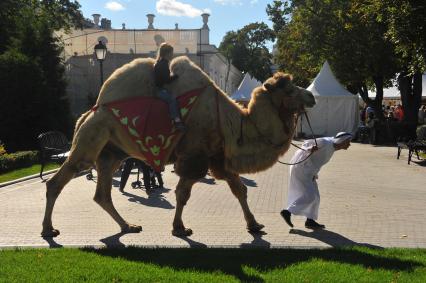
[94,151,142,234]
[172,177,197,237]
[226,173,264,233]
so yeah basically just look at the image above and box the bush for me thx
[0,141,6,155]
[0,151,39,173]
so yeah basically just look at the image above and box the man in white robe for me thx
[281,132,352,229]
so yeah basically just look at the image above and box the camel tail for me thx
[73,109,92,139]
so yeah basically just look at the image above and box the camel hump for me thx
[96,57,157,105]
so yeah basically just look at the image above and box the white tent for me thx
[299,61,359,137]
[231,73,262,102]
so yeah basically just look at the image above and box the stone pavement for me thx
[0,142,425,249]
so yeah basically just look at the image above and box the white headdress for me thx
[333,132,352,144]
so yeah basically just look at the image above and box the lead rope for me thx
[277,111,318,165]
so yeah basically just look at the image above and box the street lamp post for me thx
[94,40,107,86]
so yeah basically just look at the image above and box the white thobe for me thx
[286,137,335,220]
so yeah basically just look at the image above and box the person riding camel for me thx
[154,42,186,131]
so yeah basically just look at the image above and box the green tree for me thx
[374,0,425,135]
[268,0,425,132]
[267,0,400,120]
[219,22,275,82]
[0,0,82,151]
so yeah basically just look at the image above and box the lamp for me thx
[94,40,107,85]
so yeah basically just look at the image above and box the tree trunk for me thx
[357,76,385,121]
[372,76,385,120]
[398,71,422,139]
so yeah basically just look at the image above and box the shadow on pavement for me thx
[240,230,270,248]
[42,237,63,248]
[121,188,174,209]
[198,176,216,185]
[174,236,207,248]
[240,176,257,187]
[289,228,383,249]
[99,232,127,248]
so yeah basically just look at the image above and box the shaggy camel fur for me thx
[41,56,315,237]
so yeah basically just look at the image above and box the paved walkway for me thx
[0,142,425,249]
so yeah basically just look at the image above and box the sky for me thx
[77,0,275,48]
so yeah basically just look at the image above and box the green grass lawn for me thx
[0,163,60,183]
[0,247,425,282]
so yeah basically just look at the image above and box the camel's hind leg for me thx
[41,121,111,237]
[41,160,84,237]
[93,150,142,233]
[172,177,198,237]
[225,173,264,233]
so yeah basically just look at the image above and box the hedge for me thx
[0,151,39,173]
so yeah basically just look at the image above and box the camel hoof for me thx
[41,228,60,238]
[121,224,142,234]
[172,228,193,237]
[247,223,265,233]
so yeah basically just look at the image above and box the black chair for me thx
[397,139,426,164]
[37,131,70,179]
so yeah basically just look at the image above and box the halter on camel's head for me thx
[262,72,315,117]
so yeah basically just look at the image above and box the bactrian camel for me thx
[41,56,315,237]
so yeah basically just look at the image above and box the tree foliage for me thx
[0,0,83,151]
[267,0,425,127]
[219,22,275,82]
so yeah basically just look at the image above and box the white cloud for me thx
[250,0,259,5]
[156,0,209,17]
[214,0,243,6]
[105,1,125,11]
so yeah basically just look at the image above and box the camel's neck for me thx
[221,93,296,174]
[246,96,294,147]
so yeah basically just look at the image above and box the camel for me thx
[41,56,315,238]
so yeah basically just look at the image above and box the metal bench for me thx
[397,140,426,164]
[37,131,70,179]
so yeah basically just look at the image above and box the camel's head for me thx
[263,72,315,114]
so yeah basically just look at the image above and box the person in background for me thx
[154,42,185,131]
[280,132,353,229]
[394,105,404,121]
[119,158,157,192]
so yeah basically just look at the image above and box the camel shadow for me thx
[121,188,175,209]
[289,229,383,249]
[174,236,207,248]
[42,237,63,248]
[240,176,257,187]
[81,244,422,283]
[99,232,127,248]
[198,176,216,185]
[240,231,270,248]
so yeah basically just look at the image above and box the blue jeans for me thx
[157,89,180,120]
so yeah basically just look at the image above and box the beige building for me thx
[58,13,243,116]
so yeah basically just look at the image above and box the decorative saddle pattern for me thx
[100,88,204,171]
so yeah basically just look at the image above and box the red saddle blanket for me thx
[99,88,204,171]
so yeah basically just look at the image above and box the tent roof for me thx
[231,73,262,101]
[369,74,426,99]
[307,61,353,97]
